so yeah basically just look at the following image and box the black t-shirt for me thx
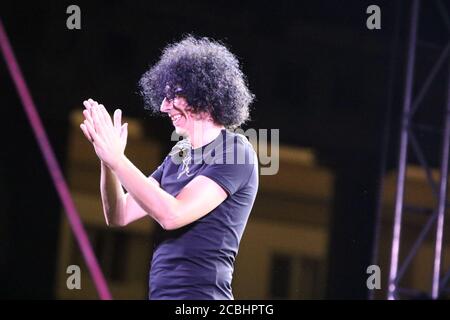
[149,129,259,299]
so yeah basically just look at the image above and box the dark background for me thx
[0,0,448,299]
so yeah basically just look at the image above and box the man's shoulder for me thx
[199,129,258,165]
[223,130,256,154]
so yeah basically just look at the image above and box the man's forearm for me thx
[100,161,126,226]
[112,155,179,229]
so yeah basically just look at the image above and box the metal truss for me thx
[388,0,450,300]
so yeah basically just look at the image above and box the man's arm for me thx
[100,161,125,226]
[81,99,227,229]
[112,155,228,230]
[100,161,160,227]
[80,99,158,227]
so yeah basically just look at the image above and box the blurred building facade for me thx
[56,110,333,299]
[55,110,450,299]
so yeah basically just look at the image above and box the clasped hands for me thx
[80,98,128,170]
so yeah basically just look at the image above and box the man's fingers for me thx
[85,99,114,126]
[114,109,122,131]
[99,104,113,126]
[94,104,105,124]
[90,104,103,131]
[83,119,96,141]
[83,109,95,125]
[84,119,104,146]
[85,99,104,131]
[83,100,92,111]
[88,99,100,117]
[84,99,117,137]
[80,123,92,142]
[121,122,128,141]
[120,123,128,149]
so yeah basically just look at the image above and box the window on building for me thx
[269,252,326,299]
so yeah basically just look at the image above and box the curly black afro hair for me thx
[139,35,254,129]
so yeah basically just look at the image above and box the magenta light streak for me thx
[0,18,112,300]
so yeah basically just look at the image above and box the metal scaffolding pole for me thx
[387,0,450,300]
[432,62,450,299]
[388,0,420,300]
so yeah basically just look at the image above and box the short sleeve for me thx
[200,163,255,196]
[199,136,257,196]
[150,156,169,183]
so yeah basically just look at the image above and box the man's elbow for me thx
[103,204,128,227]
[159,210,183,231]
[160,218,180,231]
[106,217,128,228]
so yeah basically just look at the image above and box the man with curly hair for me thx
[80,36,258,300]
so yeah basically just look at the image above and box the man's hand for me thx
[80,98,128,169]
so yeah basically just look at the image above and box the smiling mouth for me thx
[170,114,182,125]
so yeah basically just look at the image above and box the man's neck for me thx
[188,122,225,149]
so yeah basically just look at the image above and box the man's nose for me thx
[160,98,173,113]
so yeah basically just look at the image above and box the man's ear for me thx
[199,105,214,121]
[199,111,214,121]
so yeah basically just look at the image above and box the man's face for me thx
[160,96,194,137]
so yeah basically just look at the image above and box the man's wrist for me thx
[111,154,128,172]
[101,160,111,171]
